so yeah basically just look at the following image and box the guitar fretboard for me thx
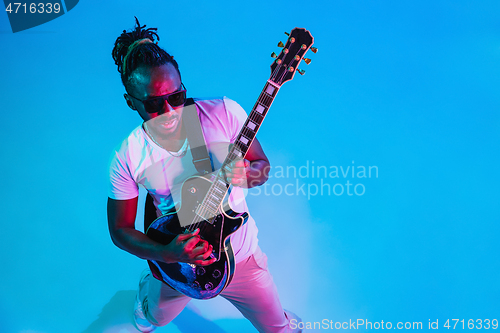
[195,80,281,220]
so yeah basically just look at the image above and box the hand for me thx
[225,158,250,187]
[163,229,216,266]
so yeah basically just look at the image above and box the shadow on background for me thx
[81,290,228,333]
[81,290,137,333]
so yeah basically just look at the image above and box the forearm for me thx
[107,197,214,266]
[246,159,270,188]
[110,227,170,262]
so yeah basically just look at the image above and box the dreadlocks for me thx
[111,17,180,90]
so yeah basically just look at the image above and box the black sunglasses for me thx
[128,83,187,114]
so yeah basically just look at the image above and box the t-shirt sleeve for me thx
[108,148,139,200]
[222,97,248,142]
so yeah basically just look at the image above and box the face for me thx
[125,63,184,140]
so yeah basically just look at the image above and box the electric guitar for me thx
[145,28,315,299]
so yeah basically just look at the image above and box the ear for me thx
[124,93,136,110]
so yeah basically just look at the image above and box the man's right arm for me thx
[107,197,216,265]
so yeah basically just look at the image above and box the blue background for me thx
[0,0,499,332]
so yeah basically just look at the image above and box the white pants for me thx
[140,247,301,333]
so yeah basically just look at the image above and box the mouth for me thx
[156,117,178,130]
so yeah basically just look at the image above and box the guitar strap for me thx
[182,98,214,174]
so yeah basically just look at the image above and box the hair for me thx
[111,17,180,91]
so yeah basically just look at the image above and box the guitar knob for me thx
[204,282,214,290]
[189,186,196,194]
[212,269,221,279]
[192,281,200,289]
[196,267,206,276]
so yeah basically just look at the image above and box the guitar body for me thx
[145,175,248,299]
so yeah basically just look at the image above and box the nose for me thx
[158,100,175,115]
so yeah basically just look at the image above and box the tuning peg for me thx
[310,47,318,53]
[303,58,311,65]
[298,69,306,75]
[271,52,278,58]
[284,32,290,36]
[277,41,285,48]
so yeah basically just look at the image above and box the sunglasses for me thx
[128,83,187,114]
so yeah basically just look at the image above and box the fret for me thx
[254,103,266,114]
[260,95,273,108]
[217,179,228,188]
[204,198,216,209]
[250,112,264,123]
[249,113,262,123]
[232,148,243,158]
[234,141,246,152]
[265,84,276,96]
[258,97,271,108]
[209,186,225,202]
[241,128,253,137]
[260,94,273,107]
[247,120,257,130]
[241,128,255,140]
[238,136,249,145]
[214,187,226,199]
[212,193,224,203]
[206,199,218,211]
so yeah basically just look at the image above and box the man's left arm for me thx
[226,138,270,188]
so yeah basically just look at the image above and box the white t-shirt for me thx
[108,97,258,263]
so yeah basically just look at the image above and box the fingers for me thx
[191,240,212,257]
[184,238,216,265]
[225,158,249,172]
[225,159,249,186]
[228,177,246,186]
[194,256,217,266]
[193,247,217,266]
[174,229,215,262]
[232,159,250,168]
[176,228,199,242]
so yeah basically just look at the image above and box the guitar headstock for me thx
[270,28,315,86]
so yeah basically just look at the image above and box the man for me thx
[108,18,300,332]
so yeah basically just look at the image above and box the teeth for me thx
[161,118,177,128]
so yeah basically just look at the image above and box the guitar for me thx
[145,27,315,299]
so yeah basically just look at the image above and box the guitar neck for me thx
[228,80,280,164]
[196,80,281,219]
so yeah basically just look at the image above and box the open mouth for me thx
[158,117,178,130]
